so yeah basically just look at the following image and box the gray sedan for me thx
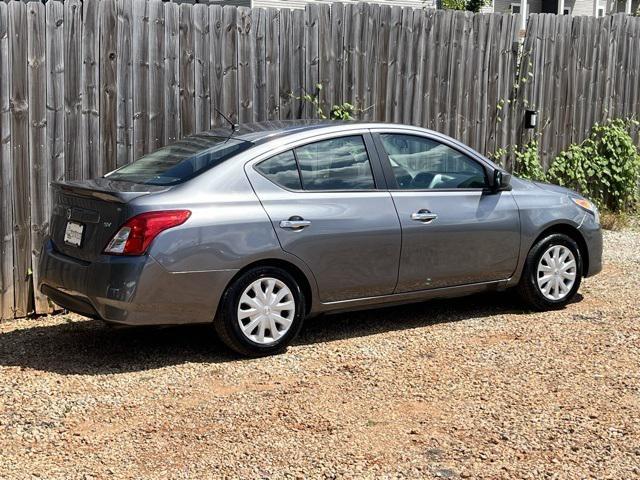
[39,121,602,356]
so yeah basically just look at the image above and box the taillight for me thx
[104,210,191,256]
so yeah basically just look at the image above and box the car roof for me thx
[198,119,353,145]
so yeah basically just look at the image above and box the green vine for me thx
[293,84,365,121]
[488,141,546,181]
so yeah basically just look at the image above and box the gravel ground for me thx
[1,229,639,480]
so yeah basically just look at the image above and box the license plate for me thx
[64,221,84,247]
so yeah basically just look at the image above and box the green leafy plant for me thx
[547,118,640,212]
[488,141,546,181]
[439,0,466,10]
[513,140,546,181]
[294,84,363,121]
[329,102,356,120]
[438,0,490,12]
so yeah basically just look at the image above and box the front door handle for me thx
[279,216,311,230]
[411,210,438,223]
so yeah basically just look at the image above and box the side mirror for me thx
[492,170,511,192]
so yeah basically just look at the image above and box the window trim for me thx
[252,132,387,193]
[370,131,492,193]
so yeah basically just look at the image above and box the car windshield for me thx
[105,135,251,186]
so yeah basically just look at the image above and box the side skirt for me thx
[315,279,512,315]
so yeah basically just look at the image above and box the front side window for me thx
[294,136,375,191]
[106,135,251,186]
[380,134,487,190]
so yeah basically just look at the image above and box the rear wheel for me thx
[214,266,305,357]
[517,233,583,310]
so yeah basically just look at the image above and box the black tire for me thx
[213,266,306,357]
[517,233,583,311]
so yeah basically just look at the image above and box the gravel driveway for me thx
[1,229,638,479]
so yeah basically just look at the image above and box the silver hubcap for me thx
[537,245,577,301]
[237,277,295,345]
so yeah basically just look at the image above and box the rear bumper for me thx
[38,239,237,325]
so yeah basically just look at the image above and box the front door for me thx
[374,132,521,293]
[246,133,401,303]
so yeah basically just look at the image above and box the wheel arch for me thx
[530,223,590,276]
[222,258,315,315]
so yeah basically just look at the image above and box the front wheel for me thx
[517,233,583,310]
[214,266,306,357]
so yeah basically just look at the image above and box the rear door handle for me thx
[411,210,438,223]
[279,217,311,230]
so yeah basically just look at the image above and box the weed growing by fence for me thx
[437,0,490,12]
[547,119,640,212]
[513,140,546,181]
[294,84,364,121]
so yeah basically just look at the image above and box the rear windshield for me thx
[105,135,251,185]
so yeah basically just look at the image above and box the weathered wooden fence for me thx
[0,0,639,320]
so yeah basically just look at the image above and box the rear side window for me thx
[105,135,251,186]
[256,135,376,191]
[295,136,375,191]
[255,151,302,190]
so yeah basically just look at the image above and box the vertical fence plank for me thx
[278,8,292,120]
[82,0,99,178]
[291,8,304,118]
[237,7,252,123]
[304,3,319,118]
[116,0,133,167]
[221,6,238,123]
[164,1,179,143]
[27,2,48,314]
[411,6,427,127]
[265,7,279,121]
[253,7,266,122]
[148,0,165,148]
[385,6,401,122]
[64,0,82,180]
[8,1,30,317]
[403,7,421,126]
[100,0,117,174]
[362,3,379,121]
[132,0,149,160]
[342,3,355,108]
[421,9,440,131]
[328,2,344,112]
[0,2,14,319]
[46,1,65,184]
[193,3,210,132]
[179,3,195,136]
[132,0,149,158]
[375,5,390,122]
[209,4,221,127]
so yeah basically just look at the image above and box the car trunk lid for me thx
[50,179,169,262]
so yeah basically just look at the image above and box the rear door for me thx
[373,131,521,293]
[246,133,401,303]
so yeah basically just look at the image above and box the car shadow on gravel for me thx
[0,291,582,375]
